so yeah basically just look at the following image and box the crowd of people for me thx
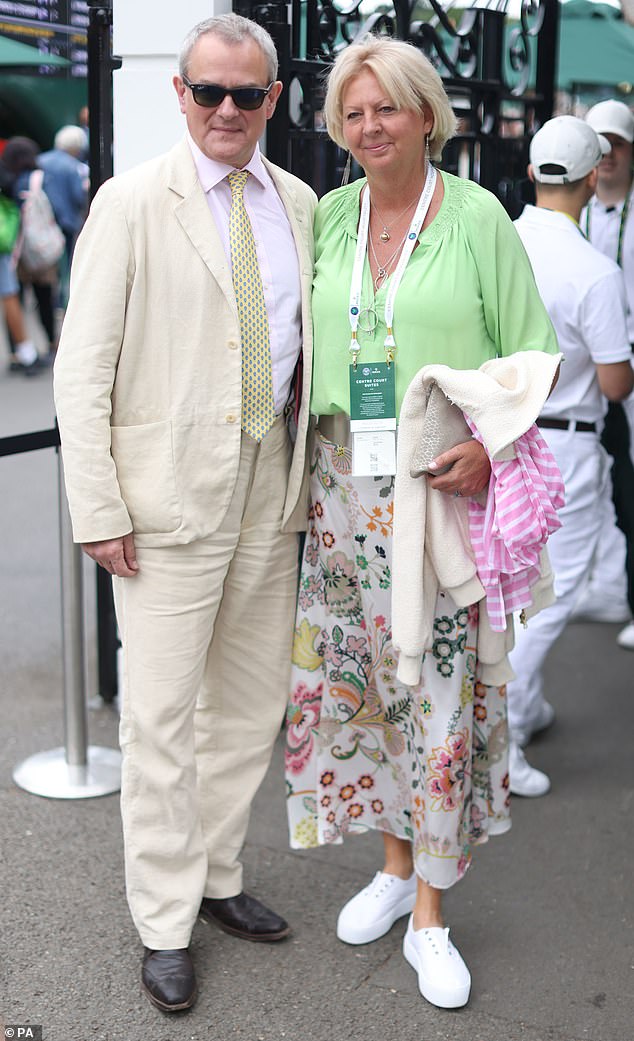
[0,122,88,374]
[5,9,629,1019]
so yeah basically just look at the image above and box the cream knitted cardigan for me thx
[392,350,563,687]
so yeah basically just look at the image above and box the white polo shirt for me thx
[582,193,634,343]
[187,134,302,415]
[514,205,631,423]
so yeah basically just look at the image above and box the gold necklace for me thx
[371,195,419,242]
[368,229,408,292]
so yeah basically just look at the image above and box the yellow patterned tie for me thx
[228,169,275,442]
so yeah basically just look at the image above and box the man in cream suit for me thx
[54,14,316,1012]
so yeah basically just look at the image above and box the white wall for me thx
[112,0,231,174]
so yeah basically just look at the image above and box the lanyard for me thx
[585,190,631,268]
[551,209,586,235]
[348,163,437,367]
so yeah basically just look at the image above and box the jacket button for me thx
[228,340,238,350]
[225,413,237,424]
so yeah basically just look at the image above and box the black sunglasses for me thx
[182,76,274,111]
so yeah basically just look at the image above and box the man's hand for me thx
[81,532,139,577]
[426,439,491,498]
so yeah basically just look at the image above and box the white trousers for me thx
[113,417,298,949]
[580,486,628,607]
[507,427,610,739]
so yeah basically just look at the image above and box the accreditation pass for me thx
[349,362,396,476]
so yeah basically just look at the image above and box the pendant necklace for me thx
[357,303,378,333]
[368,230,408,292]
[371,195,420,242]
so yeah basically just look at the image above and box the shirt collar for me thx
[186,132,268,193]
[591,193,625,216]
[521,204,583,234]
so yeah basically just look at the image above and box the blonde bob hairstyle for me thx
[323,35,457,162]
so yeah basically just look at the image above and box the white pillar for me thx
[112,0,231,173]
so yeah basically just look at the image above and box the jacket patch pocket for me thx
[110,420,182,534]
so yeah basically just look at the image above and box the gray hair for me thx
[323,35,457,162]
[178,13,278,82]
[54,125,87,155]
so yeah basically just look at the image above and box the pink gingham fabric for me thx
[467,419,565,631]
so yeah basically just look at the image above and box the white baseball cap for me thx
[585,99,634,144]
[529,115,610,185]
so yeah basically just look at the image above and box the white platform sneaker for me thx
[403,916,471,1008]
[336,871,417,945]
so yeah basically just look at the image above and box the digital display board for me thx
[0,0,88,76]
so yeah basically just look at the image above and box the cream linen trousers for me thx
[113,416,298,950]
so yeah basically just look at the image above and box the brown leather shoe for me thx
[199,892,290,942]
[141,948,197,1012]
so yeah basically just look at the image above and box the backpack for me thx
[0,192,20,254]
[18,169,65,273]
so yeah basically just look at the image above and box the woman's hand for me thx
[425,439,491,498]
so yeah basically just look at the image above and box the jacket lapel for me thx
[167,139,237,313]
[165,143,312,325]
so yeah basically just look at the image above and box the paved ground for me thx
[1,355,633,1041]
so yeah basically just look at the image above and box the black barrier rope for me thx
[0,427,60,457]
[0,423,119,705]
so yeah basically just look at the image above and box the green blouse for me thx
[310,170,559,418]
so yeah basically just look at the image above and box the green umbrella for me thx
[0,36,77,147]
[0,32,70,68]
[558,0,634,91]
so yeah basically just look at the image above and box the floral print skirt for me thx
[285,433,511,890]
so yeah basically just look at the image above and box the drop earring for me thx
[341,151,352,187]
[425,135,431,164]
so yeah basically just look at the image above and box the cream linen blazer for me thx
[54,139,317,546]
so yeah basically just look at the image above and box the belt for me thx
[537,417,596,433]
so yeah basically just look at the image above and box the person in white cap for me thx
[574,100,634,651]
[506,115,634,796]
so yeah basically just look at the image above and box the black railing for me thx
[85,0,120,704]
[234,0,559,214]
[87,0,121,199]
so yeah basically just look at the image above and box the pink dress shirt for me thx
[187,134,302,414]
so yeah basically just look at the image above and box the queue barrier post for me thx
[13,5,121,795]
[12,444,121,799]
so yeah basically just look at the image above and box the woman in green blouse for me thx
[285,35,558,1009]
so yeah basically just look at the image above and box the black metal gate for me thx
[234,0,559,215]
